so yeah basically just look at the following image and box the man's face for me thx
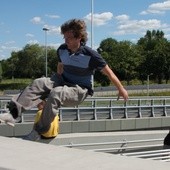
[63,31,81,51]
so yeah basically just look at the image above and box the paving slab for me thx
[0,136,169,170]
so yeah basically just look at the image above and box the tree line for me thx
[0,30,170,86]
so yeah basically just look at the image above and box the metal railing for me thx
[59,97,170,121]
[62,137,170,162]
[0,97,170,122]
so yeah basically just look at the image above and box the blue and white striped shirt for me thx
[57,44,106,89]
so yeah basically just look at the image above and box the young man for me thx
[0,19,128,141]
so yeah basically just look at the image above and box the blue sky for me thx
[0,0,170,60]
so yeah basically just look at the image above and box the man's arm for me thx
[101,64,128,101]
[57,62,64,75]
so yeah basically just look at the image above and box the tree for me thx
[97,38,141,85]
[115,41,141,85]
[1,52,19,79]
[137,30,169,84]
[47,48,58,75]
[0,62,2,82]
[1,30,169,85]
[14,44,44,78]
[96,38,119,86]
[163,41,170,83]
[1,44,58,79]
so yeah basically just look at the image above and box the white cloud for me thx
[42,25,61,35]
[0,54,6,60]
[45,14,60,19]
[165,33,170,39]
[4,41,15,45]
[141,0,170,15]
[48,43,61,49]
[115,14,129,23]
[27,40,39,44]
[0,43,20,59]
[26,33,34,38]
[30,17,44,24]
[118,19,161,30]
[113,30,126,36]
[1,45,18,51]
[113,15,168,36]
[84,12,113,26]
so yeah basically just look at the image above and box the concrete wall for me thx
[0,117,170,137]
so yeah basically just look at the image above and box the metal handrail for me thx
[61,137,170,162]
[0,97,170,122]
[62,138,163,148]
[59,97,170,121]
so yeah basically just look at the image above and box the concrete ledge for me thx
[0,136,170,170]
[0,117,170,137]
[0,125,14,136]
[59,118,170,134]
[47,130,168,147]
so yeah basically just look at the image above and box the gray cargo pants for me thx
[12,74,88,134]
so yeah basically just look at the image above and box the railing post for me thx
[138,99,142,118]
[77,108,80,121]
[163,99,167,116]
[124,101,128,118]
[151,99,155,117]
[94,107,97,120]
[109,99,113,119]
[59,109,63,121]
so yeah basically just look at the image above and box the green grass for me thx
[131,91,170,96]
[0,78,170,97]
[0,78,32,92]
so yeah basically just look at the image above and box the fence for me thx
[0,96,170,122]
[59,97,170,121]
[62,137,170,162]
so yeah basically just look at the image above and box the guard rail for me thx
[0,97,170,122]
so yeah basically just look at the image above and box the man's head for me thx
[61,19,88,45]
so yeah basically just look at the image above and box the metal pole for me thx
[91,0,94,89]
[147,75,149,96]
[91,0,94,49]
[43,28,49,77]
[147,73,153,96]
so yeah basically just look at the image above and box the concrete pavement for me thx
[0,135,170,170]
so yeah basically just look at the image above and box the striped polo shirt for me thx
[57,44,106,89]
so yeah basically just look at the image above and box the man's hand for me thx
[117,87,128,101]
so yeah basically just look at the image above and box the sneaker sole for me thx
[0,118,15,127]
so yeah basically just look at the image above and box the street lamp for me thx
[43,27,49,77]
[91,0,94,90]
[147,73,153,96]
[91,0,94,49]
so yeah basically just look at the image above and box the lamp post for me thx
[91,0,94,49]
[147,73,153,96]
[91,0,94,89]
[43,27,49,77]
